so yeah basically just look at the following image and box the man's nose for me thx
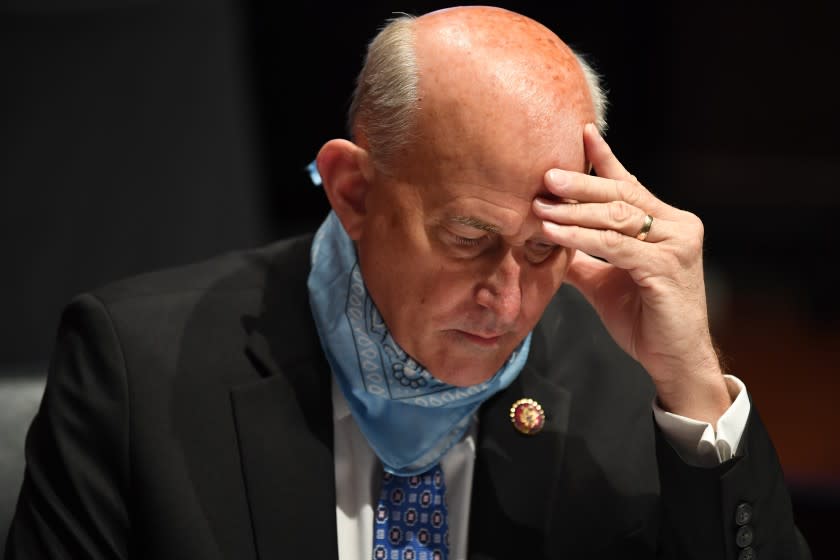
[475,249,522,326]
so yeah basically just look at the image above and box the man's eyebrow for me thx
[450,215,501,234]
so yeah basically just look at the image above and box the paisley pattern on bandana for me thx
[307,211,531,475]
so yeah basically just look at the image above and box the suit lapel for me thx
[468,360,572,560]
[229,235,339,559]
[231,327,338,560]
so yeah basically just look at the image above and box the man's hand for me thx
[533,123,732,424]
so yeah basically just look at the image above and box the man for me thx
[5,5,809,559]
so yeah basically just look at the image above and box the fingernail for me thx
[547,169,567,188]
[542,221,562,234]
[533,198,551,209]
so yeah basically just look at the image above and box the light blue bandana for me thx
[307,211,531,475]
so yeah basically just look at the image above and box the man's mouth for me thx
[454,330,504,346]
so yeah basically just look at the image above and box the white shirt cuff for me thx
[652,374,750,467]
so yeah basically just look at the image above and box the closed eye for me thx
[525,240,559,263]
[527,240,556,251]
[452,234,489,247]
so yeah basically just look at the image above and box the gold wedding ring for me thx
[635,214,654,241]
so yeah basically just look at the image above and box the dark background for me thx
[1,0,838,555]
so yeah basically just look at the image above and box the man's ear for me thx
[316,139,373,240]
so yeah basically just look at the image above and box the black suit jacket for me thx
[5,233,809,559]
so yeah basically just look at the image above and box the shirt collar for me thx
[331,372,352,422]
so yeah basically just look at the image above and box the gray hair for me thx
[348,13,608,169]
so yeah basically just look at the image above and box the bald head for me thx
[415,6,593,121]
[348,5,605,172]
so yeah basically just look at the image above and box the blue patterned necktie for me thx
[373,463,449,560]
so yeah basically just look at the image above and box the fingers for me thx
[545,167,662,215]
[533,198,665,242]
[535,122,700,270]
[544,161,677,221]
[536,200,704,272]
[540,220,657,270]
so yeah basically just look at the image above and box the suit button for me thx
[738,546,755,560]
[735,502,753,526]
[736,525,754,548]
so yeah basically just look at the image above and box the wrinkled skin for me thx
[318,6,731,423]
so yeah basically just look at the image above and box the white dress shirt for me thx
[332,374,750,560]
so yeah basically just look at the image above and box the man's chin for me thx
[425,350,512,388]
[403,331,523,387]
